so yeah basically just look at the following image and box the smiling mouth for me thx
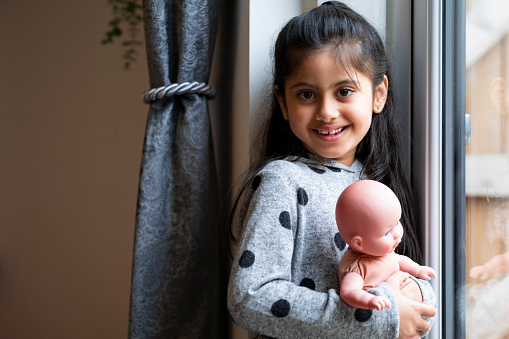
[315,127,346,135]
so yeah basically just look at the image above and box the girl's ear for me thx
[373,75,389,114]
[274,85,289,121]
[350,235,363,252]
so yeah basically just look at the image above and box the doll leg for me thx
[400,276,422,303]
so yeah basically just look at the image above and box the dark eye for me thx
[298,91,315,100]
[338,89,352,97]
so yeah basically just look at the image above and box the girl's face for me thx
[275,48,388,166]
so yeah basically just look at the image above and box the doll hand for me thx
[470,265,489,280]
[368,295,391,310]
[470,253,509,280]
[415,266,436,280]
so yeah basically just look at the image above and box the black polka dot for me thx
[299,278,316,290]
[239,250,255,268]
[307,166,326,174]
[327,166,342,172]
[334,232,346,251]
[271,299,290,317]
[354,308,373,322]
[252,175,262,191]
[297,188,308,206]
[279,211,291,229]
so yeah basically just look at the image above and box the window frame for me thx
[410,1,444,336]
[441,0,466,337]
[411,0,466,337]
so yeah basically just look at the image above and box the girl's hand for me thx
[386,271,436,339]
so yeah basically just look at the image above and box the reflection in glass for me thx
[465,0,509,338]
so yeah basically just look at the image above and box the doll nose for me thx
[394,222,403,240]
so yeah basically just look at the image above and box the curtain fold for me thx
[128,0,225,337]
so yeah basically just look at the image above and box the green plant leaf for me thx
[102,0,143,70]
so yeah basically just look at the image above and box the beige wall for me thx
[0,1,149,337]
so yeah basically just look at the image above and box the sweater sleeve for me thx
[227,165,400,338]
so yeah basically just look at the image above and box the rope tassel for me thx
[143,81,216,103]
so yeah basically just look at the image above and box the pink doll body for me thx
[336,180,436,311]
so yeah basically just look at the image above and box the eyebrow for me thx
[290,79,359,89]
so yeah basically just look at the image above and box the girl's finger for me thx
[417,302,437,318]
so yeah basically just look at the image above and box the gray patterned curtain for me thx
[128,0,226,337]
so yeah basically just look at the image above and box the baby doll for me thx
[336,180,436,310]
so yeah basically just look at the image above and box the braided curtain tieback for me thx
[143,82,216,103]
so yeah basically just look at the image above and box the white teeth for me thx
[317,127,344,135]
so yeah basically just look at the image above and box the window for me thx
[465,0,509,338]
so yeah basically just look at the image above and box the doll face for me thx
[359,220,404,256]
[336,180,404,256]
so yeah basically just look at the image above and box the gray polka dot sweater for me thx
[227,155,436,338]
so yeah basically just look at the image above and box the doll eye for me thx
[384,231,389,236]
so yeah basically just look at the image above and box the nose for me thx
[316,96,340,122]
[394,222,404,240]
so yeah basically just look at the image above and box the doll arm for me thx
[340,272,391,310]
[470,252,509,280]
[397,254,436,280]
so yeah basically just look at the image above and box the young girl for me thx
[228,2,437,338]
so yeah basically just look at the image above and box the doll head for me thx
[336,180,403,256]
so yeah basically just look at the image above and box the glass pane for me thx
[465,0,509,338]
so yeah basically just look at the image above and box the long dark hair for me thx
[230,1,421,262]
